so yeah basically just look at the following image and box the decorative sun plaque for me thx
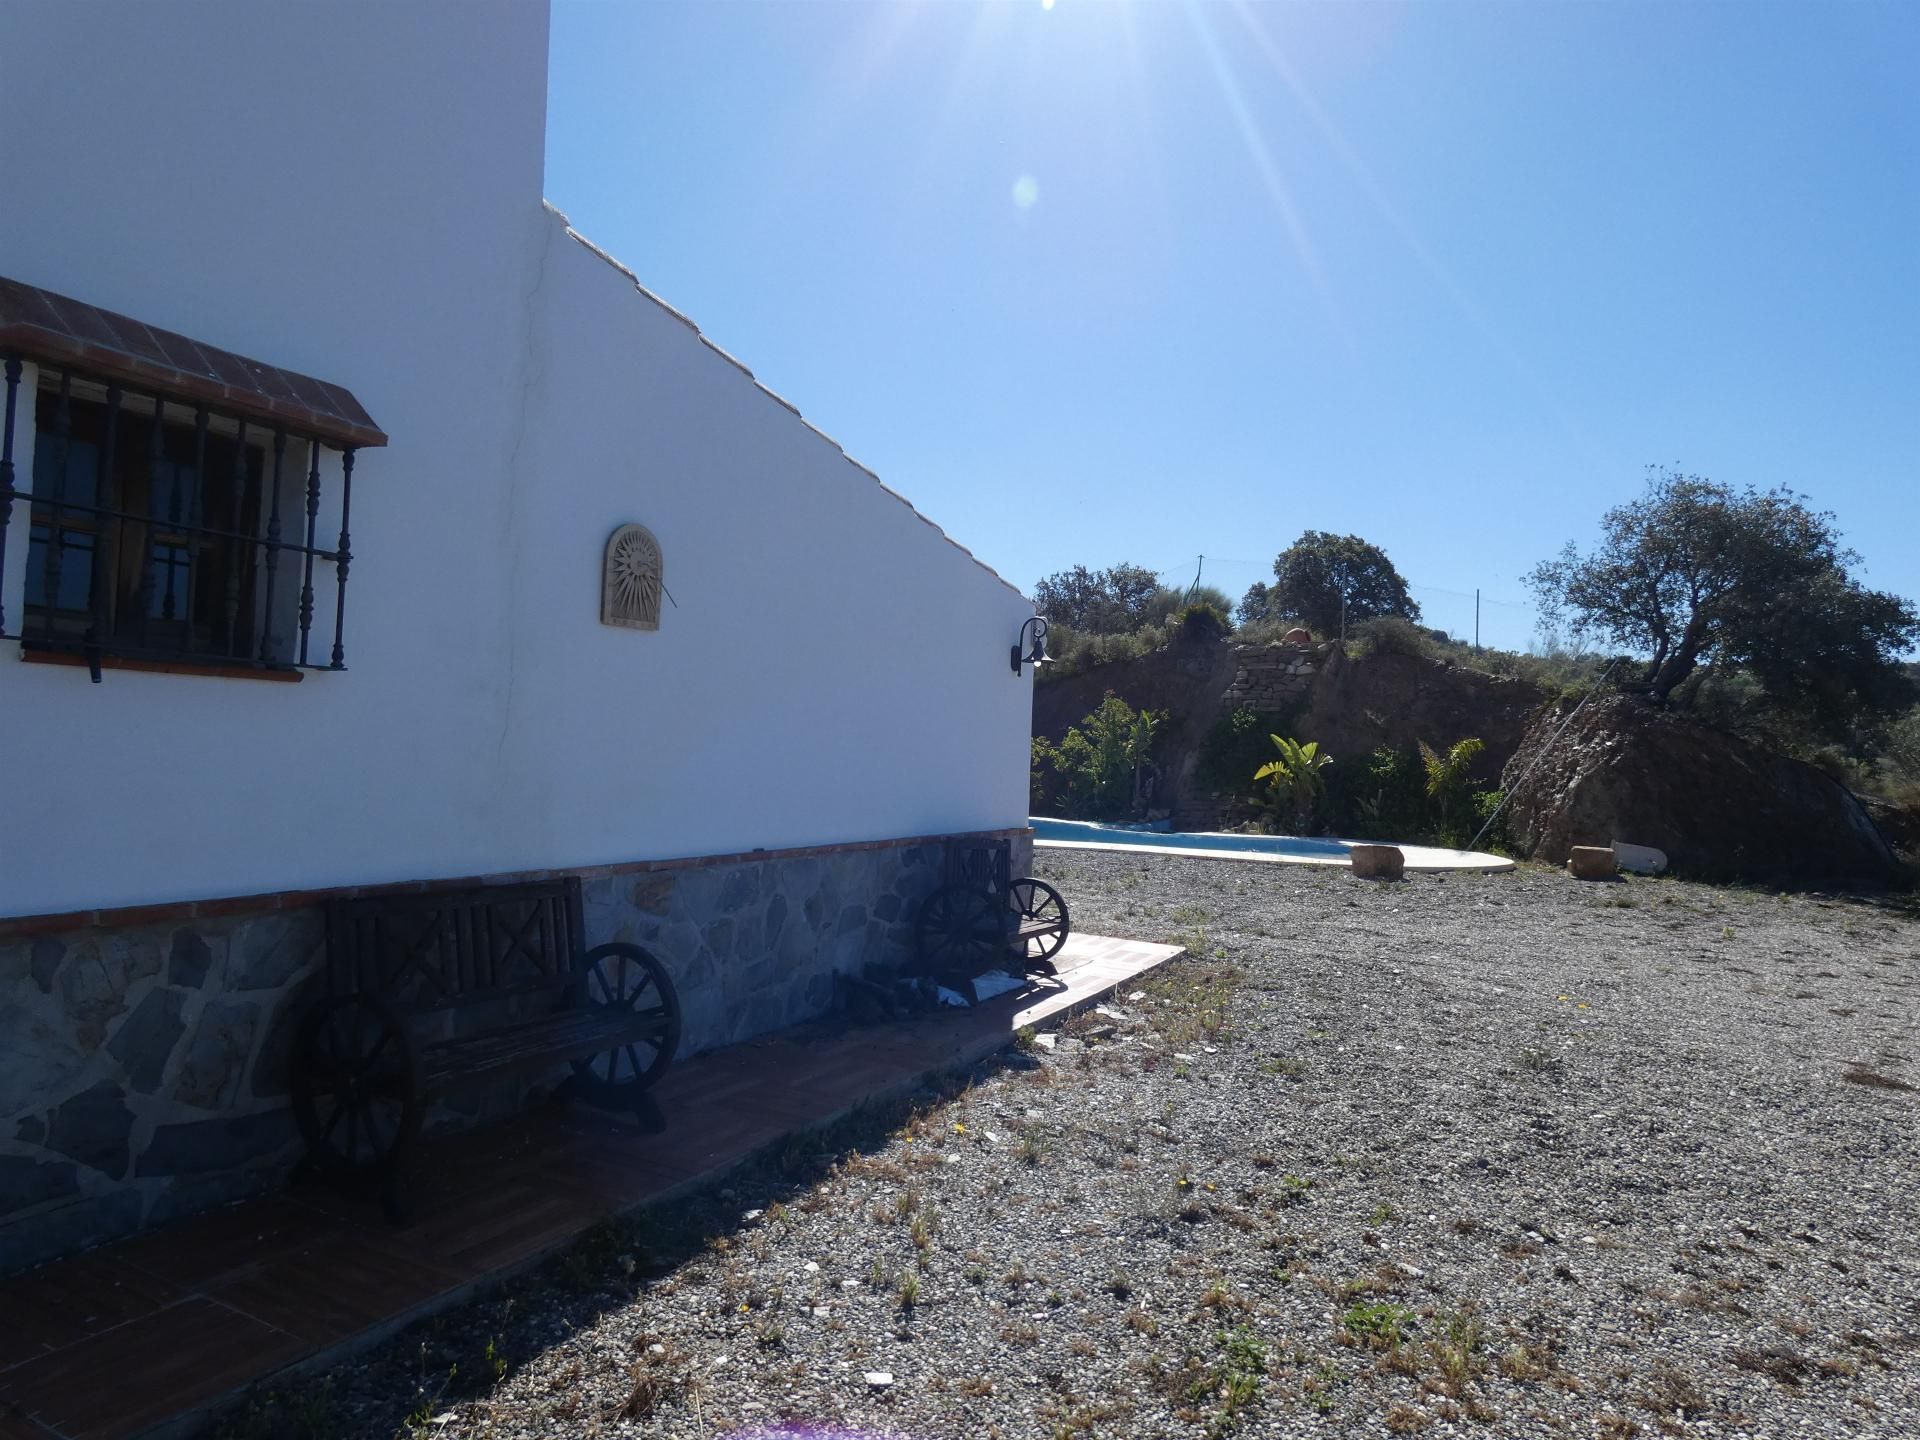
[601,524,663,630]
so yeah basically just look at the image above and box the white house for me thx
[0,0,1038,1270]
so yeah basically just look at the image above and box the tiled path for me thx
[0,934,1181,1440]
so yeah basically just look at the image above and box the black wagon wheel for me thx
[290,993,421,1177]
[915,884,1006,985]
[1009,877,1071,966]
[571,942,682,1107]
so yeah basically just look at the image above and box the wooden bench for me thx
[288,876,680,1216]
[912,839,1071,995]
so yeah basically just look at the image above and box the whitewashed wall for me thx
[0,0,1034,918]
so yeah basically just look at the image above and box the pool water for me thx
[1029,817,1513,872]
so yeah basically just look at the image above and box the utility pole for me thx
[1475,589,1481,652]
[1340,590,1347,645]
[1184,555,1204,604]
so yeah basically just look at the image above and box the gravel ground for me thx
[219,854,1919,1440]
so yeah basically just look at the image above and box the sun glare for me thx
[1012,173,1040,209]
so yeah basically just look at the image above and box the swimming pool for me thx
[1030,817,1514,872]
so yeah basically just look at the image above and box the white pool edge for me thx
[1034,837,1516,874]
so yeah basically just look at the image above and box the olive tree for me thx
[1526,469,1919,736]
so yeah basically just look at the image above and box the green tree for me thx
[1254,735,1334,832]
[1525,469,1920,735]
[1033,563,1162,635]
[1262,533,1420,636]
[1032,694,1163,820]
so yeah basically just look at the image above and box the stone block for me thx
[45,1082,135,1178]
[630,872,676,915]
[1349,845,1405,880]
[249,976,319,1099]
[836,903,868,936]
[763,892,789,944]
[167,929,214,988]
[1612,841,1668,875]
[30,937,64,993]
[1,1002,90,1118]
[106,987,188,1093]
[1568,846,1618,881]
[58,936,161,1048]
[230,912,321,991]
[173,1000,261,1109]
[716,865,761,915]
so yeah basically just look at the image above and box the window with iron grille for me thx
[0,276,385,682]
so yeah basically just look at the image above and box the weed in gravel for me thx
[1385,1403,1432,1433]
[1342,1299,1414,1349]
[896,1271,921,1310]
[1016,1126,1050,1165]
[1731,1346,1812,1385]
[1001,1321,1041,1347]
[1015,1024,1040,1054]
[1639,1362,1712,1422]
[1303,1361,1347,1414]
[622,1336,693,1421]
[1261,1055,1308,1078]
[1005,1260,1029,1287]
[1280,1173,1312,1205]
[1372,1201,1397,1223]
[1498,1340,1552,1381]
[1126,1307,1158,1336]
[1426,1307,1486,1394]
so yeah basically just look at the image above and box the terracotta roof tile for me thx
[0,275,386,449]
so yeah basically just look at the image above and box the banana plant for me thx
[1254,735,1334,832]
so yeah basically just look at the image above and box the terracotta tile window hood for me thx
[0,275,387,682]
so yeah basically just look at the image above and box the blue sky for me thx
[545,0,1917,652]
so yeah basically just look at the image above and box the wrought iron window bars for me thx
[0,356,356,681]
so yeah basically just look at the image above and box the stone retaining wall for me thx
[1220,642,1328,714]
[0,827,1030,1273]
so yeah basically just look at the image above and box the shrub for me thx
[1326,744,1424,839]
[1470,788,1510,853]
[1420,737,1487,846]
[1031,693,1165,821]
[1254,735,1333,832]
[1177,603,1231,644]
[1350,615,1434,658]
[1196,705,1292,797]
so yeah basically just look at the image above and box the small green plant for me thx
[1342,1299,1414,1349]
[1281,1173,1312,1205]
[1014,1023,1040,1054]
[1371,1201,1397,1223]
[1254,735,1334,831]
[1015,1126,1048,1165]
[896,1271,921,1309]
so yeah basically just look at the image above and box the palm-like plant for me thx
[1254,735,1333,832]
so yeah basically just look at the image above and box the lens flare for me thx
[1012,174,1039,208]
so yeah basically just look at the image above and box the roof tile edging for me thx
[539,202,1028,604]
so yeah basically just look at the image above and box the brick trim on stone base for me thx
[0,826,1035,939]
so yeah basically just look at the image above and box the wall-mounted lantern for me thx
[1011,616,1051,677]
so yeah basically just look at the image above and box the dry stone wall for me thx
[0,827,1030,1273]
